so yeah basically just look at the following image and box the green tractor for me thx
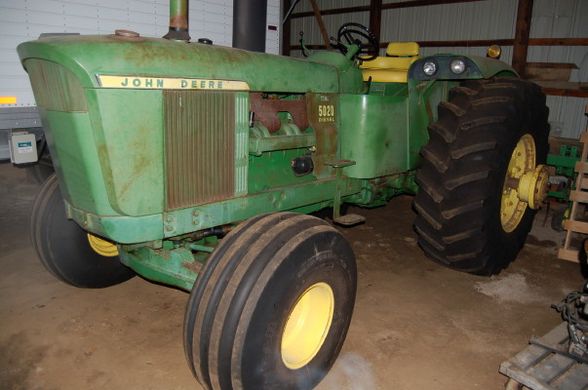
[19,1,550,388]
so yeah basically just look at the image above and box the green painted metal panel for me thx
[17,36,360,94]
[33,82,165,218]
[249,133,316,155]
[162,178,361,238]
[65,200,163,243]
[42,110,117,215]
[306,51,365,93]
[92,89,165,216]
[405,79,454,174]
[64,177,360,243]
[409,54,517,81]
[119,246,196,291]
[468,55,518,78]
[25,59,87,112]
[248,149,317,193]
[339,94,409,178]
[547,153,578,169]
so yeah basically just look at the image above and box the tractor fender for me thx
[408,53,518,81]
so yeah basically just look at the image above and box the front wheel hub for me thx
[281,282,334,370]
[87,233,119,257]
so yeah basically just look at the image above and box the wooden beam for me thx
[528,37,588,46]
[379,38,514,48]
[308,0,331,48]
[282,0,291,56]
[512,0,533,76]
[535,81,588,98]
[382,0,485,10]
[293,38,513,50]
[292,37,588,51]
[291,0,486,19]
[292,5,369,19]
[369,0,383,43]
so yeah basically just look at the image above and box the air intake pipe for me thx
[164,0,190,42]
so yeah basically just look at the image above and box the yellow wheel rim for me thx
[87,233,119,257]
[500,134,548,233]
[281,282,334,370]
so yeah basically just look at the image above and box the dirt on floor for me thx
[0,162,585,390]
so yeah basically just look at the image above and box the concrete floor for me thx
[0,162,585,390]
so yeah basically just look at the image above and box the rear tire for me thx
[413,77,549,275]
[183,212,357,389]
[30,174,134,288]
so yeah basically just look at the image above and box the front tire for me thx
[26,139,54,184]
[183,212,357,389]
[30,174,134,288]
[414,77,549,275]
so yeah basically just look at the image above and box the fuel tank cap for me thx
[115,29,140,38]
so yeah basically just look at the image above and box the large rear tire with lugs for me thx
[183,212,356,389]
[413,77,549,275]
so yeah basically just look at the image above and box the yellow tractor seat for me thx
[360,42,420,83]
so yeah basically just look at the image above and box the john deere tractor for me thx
[19,1,549,388]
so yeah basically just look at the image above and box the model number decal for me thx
[318,104,335,123]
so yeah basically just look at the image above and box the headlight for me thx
[423,61,437,76]
[487,45,502,59]
[450,59,466,74]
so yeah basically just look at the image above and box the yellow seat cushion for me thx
[386,42,420,57]
[360,42,420,83]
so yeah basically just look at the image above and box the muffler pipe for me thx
[233,0,267,52]
[164,0,190,42]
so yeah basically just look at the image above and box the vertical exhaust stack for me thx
[164,0,191,42]
[233,0,267,52]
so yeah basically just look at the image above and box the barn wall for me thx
[289,0,588,138]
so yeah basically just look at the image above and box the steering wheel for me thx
[335,22,379,61]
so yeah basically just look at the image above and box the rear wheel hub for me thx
[501,134,549,233]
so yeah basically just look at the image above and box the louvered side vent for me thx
[24,59,87,112]
[164,90,236,210]
[234,92,249,197]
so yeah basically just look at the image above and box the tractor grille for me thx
[164,90,240,210]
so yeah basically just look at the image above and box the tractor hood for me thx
[17,34,349,94]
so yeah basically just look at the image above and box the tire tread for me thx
[413,77,549,275]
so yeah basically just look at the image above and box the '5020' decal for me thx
[317,104,335,123]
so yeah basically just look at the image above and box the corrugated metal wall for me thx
[529,0,588,138]
[266,0,281,54]
[0,0,282,107]
[291,0,370,48]
[289,0,588,138]
[0,0,233,108]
